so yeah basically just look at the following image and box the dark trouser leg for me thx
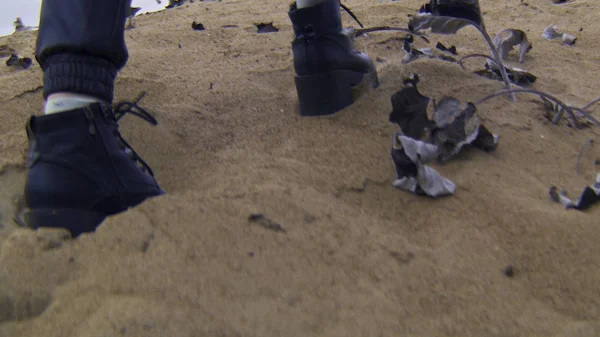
[36,0,130,102]
[24,0,164,237]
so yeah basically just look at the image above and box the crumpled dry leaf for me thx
[436,42,458,55]
[388,74,434,139]
[402,40,433,64]
[391,134,457,197]
[389,75,499,163]
[429,97,499,162]
[549,174,600,210]
[402,37,458,64]
[493,29,532,63]
[542,25,577,45]
[562,33,577,45]
[408,0,514,95]
[409,0,484,34]
[542,25,562,39]
[474,62,537,86]
[388,74,499,197]
[5,54,32,69]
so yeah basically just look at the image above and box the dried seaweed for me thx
[474,62,537,86]
[409,0,515,100]
[436,42,457,55]
[402,35,458,64]
[388,74,434,139]
[457,53,536,86]
[549,174,600,211]
[389,75,500,197]
[543,25,577,45]
[533,96,600,129]
[457,53,497,69]
[474,88,600,129]
[492,29,532,63]
[391,134,456,197]
[389,74,499,163]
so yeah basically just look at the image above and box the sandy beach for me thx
[1,0,600,336]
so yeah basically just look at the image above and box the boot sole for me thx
[295,68,380,117]
[24,208,107,238]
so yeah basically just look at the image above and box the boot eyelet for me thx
[300,24,316,40]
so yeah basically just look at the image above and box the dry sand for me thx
[1,0,600,336]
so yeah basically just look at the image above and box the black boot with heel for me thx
[24,103,165,237]
[288,0,379,116]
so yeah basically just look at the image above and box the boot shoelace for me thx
[341,1,429,39]
[302,2,417,40]
[113,91,158,177]
[299,2,363,41]
[339,2,364,28]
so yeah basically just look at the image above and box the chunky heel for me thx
[24,208,107,237]
[295,69,378,116]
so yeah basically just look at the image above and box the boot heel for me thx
[295,69,378,116]
[24,208,107,237]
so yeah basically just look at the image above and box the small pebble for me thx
[191,21,205,31]
[504,265,515,278]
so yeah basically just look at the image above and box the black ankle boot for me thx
[288,0,379,116]
[24,102,165,237]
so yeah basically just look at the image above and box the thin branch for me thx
[577,139,594,176]
[457,53,497,70]
[355,26,427,37]
[340,3,364,28]
[567,107,600,128]
[414,16,515,102]
[473,24,516,102]
[581,96,600,111]
[475,88,581,128]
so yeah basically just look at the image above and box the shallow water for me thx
[0,0,166,37]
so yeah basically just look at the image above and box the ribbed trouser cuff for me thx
[42,53,118,102]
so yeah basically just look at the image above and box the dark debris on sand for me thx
[5,54,33,70]
[255,22,279,34]
[549,175,600,211]
[248,214,286,232]
[192,21,205,31]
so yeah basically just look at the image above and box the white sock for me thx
[296,0,327,9]
[44,93,103,115]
